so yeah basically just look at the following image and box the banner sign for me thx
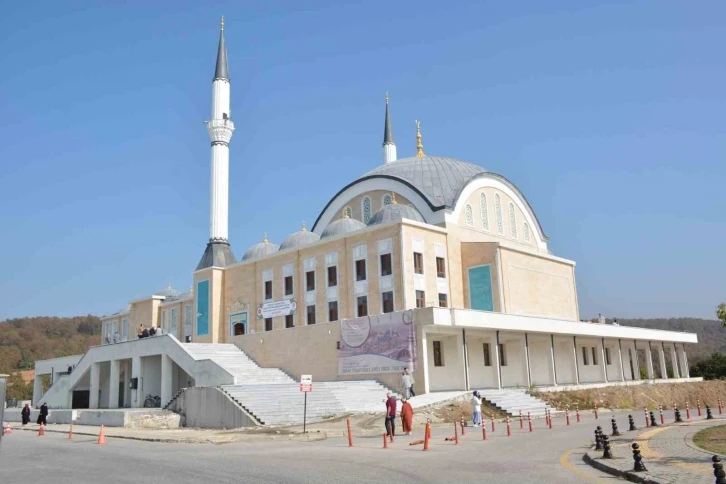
[257,298,297,319]
[338,310,416,375]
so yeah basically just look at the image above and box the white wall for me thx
[528,339,550,386]
[426,333,465,391]
[500,335,526,388]
[467,334,497,389]
[554,339,575,384]
[141,355,161,402]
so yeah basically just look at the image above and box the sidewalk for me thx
[584,414,724,484]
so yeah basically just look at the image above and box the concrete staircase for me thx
[181,343,294,385]
[475,389,554,417]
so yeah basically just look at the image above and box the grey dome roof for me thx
[363,156,485,209]
[367,202,425,226]
[321,216,367,239]
[155,285,181,299]
[280,224,321,250]
[242,236,280,261]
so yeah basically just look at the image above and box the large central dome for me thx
[362,156,485,209]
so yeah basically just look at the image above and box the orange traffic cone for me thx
[37,424,45,436]
[68,425,73,440]
[3,423,12,435]
[97,425,107,445]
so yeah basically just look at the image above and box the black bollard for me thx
[650,411,659,426]
[594,428,603,450]
[675,407,683,423]
[628,414,637,431]
[707,405,714,420]
[611,417,621,436]
[632,443,647,472]
[714,455,726,484]
[602,434,613,459]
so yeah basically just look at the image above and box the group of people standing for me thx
[20,402,48,426]
[385,392,414,437]
[137,324,163,339]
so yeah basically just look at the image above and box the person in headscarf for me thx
[400,398,414,435]
[21,403,31,425]
[37,402,49,426]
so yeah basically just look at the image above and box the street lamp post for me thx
[0,374,8,456]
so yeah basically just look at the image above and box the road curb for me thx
[582,450,660,484]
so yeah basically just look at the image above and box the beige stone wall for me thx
[460,242,502,312]
[336,190,413,225]
[400,224,451,309]
[130,299,156,333]
[157,300,187,340]
[499,247,579,321]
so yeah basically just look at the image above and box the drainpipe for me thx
[462,329,470,391]
[496,330,503,388]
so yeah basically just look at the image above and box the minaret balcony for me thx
[206,119,235,143]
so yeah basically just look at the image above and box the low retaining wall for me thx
[3,409,77,425]
[3,409,179,428]
[538,377,704,393]
[167,387,259,429]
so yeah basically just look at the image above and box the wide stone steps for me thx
[475,389,555,417]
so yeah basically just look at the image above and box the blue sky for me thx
[0,1,724,321]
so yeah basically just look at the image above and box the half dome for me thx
[367,198,425,226]
[321,215,367,239]
[280,223,321,250]
[242,234,280,261]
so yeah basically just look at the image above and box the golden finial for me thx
[301,221,307,232]
[415,120,425,158]
[220,15,225,31]
[263,233,268,243]
[343,209,349,219]
[391,193,398,204]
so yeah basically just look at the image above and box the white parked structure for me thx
[32,19,699,426]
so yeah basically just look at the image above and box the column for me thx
[33,376,43,406]
[522,334,532,388]
[420,330,430,394]
[632,340,641,380]
[161,354,173,408]
[131,356,142,408]
[122,361,130,408]
[108,359,120,409]
[549,334,557,386]
[493,332,502,389]
[645,343,655,379]
[458,329,470,391]
[658,344,668,379]
[600,339,608,383]
[571,336,580,385]
[678,345,690,378]
[89,362,100,409]
[617,339,626,381]
[671,343,681,378]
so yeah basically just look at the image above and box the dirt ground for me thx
[692,424,726,454]
[536,380,726,411]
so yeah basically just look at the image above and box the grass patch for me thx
[693,424,726,454]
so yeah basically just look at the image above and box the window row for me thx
[432,341,507,367]
[413,252,446,278]
[415,290,448,309]
[581,346,612,366]
[464,193,531,243]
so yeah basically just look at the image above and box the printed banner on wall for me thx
[338,310,416,375]
[257,298,297,319]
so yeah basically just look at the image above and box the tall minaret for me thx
[382,93,397,164]
[197,17,238,270]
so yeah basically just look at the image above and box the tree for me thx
[690,352,726,380]
[718,303,726,328]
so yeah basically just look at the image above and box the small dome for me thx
[367,196,425,226]
[321,213,367,239]
[280,222,321,250]
[155,284,181,300]
[242,234,280,261]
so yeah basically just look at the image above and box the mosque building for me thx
[32,20,698,417]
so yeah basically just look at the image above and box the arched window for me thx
[233,322,246,336]
[362,197,372,224]
[465,204,474,226]
[494,194,503,234]
[382,194,392,206]
[480,193,489,231]
[523,223,530,243]
[343,206,353,218]
[509,202,517,239]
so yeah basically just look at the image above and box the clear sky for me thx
[0,1,724,321]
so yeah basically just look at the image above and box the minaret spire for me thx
[382,93,397,164]
[197,18,237,270]
[415,120,425,158]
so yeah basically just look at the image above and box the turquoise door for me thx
[468,265,494,311]
[196,280,209,336]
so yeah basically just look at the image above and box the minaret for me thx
[197,17,237,270]
[382,93,397,164]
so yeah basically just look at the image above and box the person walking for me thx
[67,364,73,375]
[21,403,31,425]
[400,398,414,435]
[36,402,49,426]
[405,368,416,397]
[471,391,482,426]
[401,371,411,399]
[113,331,119,344]
[385,393,397,438]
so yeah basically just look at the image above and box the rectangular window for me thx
[436,257,446,278]
[328,301,338,322]
[285,314,294,328]
[327,266,337,287]
[433,341,444,367]
[306,271,315,291]
[413,252,424,274]
[483,343,491,367]
[605,347,612,365]
[499,343,507,366]
[284,276,294,296]
[380,253,392,276]
[415,290,425,308]
[357,296,368,317]
[592,347,598,365]
[264,280,272,300]
[582,347,589,365]
[438,293,448,308]
[382,291,394,313]
[307,305,316,325]
[355,259,366,281]
[264,318,273,332]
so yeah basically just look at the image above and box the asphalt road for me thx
[0,411,632,483]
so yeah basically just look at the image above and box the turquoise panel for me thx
[468,265,494,311]
[196,280,209,336]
